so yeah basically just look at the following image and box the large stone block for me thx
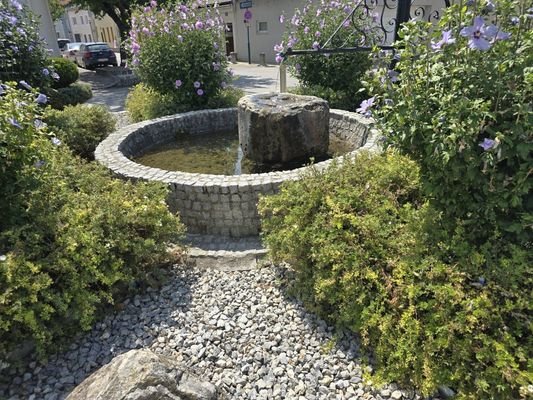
[66,349,217,400]
[238,93,329,164]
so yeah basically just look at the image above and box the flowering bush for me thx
[363,0,532,244]
[275,0,372,110]
[49,57,79,89]
[0,0,54,88]
[0,84,184,357]
[128,0,231,110]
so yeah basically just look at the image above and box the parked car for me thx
[76,42,118,70]
[57,38,70,52]
[62,42,83,64]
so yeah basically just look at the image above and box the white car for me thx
[62,42,83,64]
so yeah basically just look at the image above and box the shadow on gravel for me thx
[0,266,197,400]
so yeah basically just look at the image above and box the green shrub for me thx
[259,151,532,399]
[49,57,79,88]
[0,0,52,88]
[275,0,372,110]
[0,84,185,358]
[45,104,116,160]
[365,0,532,244]
[47,82,92,110]
[126,82,244,122]
[129,1,231,110]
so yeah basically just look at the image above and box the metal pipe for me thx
[279,63,287,93]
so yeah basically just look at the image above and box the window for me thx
[74,33,81,42]
[257,21,268,33]
[72,17,77,25]
[83,34,87,42]
[88,34,92,41]
[101,29,106,42]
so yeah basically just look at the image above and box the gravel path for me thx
[1,265,433,400]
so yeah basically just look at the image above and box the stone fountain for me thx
[95,94,379,237]
[238,93,330,165]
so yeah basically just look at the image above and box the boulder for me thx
[238,92,329,164]
[66,349,217,400]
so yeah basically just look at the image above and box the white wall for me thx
[232,0,306,64]
[68,9,97,42]
[20,0,60,55]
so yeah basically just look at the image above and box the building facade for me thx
[94,14,121,50]
[67,8,98,43]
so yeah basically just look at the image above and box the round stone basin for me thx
[95,108,379,237]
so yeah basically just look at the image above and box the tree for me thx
[48,0,65,21]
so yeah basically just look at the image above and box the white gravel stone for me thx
[1,264,438,400]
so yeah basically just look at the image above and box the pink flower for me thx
[275,54,283,63]
[175,80,182,88]
[195,20,204,30]
[279,14,284,23]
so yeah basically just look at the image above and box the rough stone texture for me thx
[95,108,379,237]
[238,93,329,164]
[65,349,216,400]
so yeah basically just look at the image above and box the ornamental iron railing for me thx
[281,0,451,57]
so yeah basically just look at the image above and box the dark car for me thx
[76,42,118,69]
[57,38,70,52]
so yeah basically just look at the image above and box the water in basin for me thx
[134,130,353,175]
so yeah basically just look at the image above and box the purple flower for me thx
[387,70,399,82]
[142,27,150,34]
[144,6,151,12]
[279,14,284,23]
[34,119,45,128]
[312,41,320,50]
[9,16,17,24]
[460,17,509,51]
[42,68,50,76]
[195,20,204,30]
[304,26,310,34]
[35,93,47,104]
[274,43,284,53]
[51,137,61,146]
[212,62,220,71]
[19,80,31,90]
[150,0,157,6]
[34,160,46,168]
[197,89,204,96]
[275,54,283,63]
[8,118,22,129]
[131,42,140,53]
[431,29,456,50]
[510,16,519,25]
[11,0,22,11]
[51,72,60,80]
[175,80,182,88]
[479,138,495,151]
[356,97,375,115]
[11,45,18,53]
[315,31,321,37]
[194,81,201,88]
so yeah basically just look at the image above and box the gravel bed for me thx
[1,265,436,400]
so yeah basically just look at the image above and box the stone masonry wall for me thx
[95,108,380,237]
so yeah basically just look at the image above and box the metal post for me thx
[394,0,411,42]
[279,63,287,93]
[246,25,251,64]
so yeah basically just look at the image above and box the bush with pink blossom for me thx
[275,0,373,110]
[128,0,232,112]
